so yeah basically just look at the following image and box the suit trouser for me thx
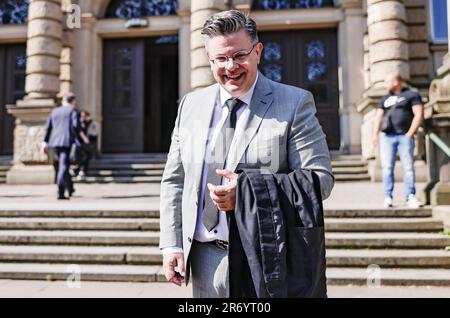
[190,240,229,298]
[55,147,73,197]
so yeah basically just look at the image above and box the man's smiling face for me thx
[206,29,263,96]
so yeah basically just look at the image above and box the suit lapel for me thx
[227,73,273,172]
[193,85,219,196]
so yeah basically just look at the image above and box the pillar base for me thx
[6,165,55,185]
[433,206,450,231]
[431,182,450,206]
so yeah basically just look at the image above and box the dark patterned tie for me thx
[202,98,244,231]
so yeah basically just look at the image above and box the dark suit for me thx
[229,169,327,298]
[44,105,79,197]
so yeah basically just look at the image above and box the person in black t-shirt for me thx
[372,72,424,209]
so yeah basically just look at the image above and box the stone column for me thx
[6,0,63,184]
[190,0,227,90]
[72,13,96,116]
[178,1,192,97]
[338,0,365,154]
[60,0,74,97]
[357,0,410,179]
[425,0,450,205]
[367,0,409,92]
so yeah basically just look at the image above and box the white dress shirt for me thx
[163,73,258,255]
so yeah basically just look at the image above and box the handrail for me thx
[428,132,450,159]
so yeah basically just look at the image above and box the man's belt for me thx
[206,239,229,250]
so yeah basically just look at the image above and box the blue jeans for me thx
[380,133,416,200]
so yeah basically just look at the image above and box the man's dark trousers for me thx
[55,147,73,197]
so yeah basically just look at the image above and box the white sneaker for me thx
[383,197,393,208]
[407,195,422,209]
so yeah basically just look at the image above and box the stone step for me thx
[75,176,162,183]
[325,218,443,232]
[0,177,5,183]
[0,245,162,265]
[89,163,166,170]
[332,161,366,168]
[0,246,447,268]
[331,154,364,161]
[0,208,432,219]
[334,174,371,181]
[0,263,164,282]
[324,208,432,218]
[0,230,160,245]
[326,267,450,286]
[325,232,450,249]
[86,170,164,177]
[0,209,159,218]
[332,167,368,174]
[91,158,166,165]
[0,263,448,286]
[326,249,450,267]
[0,217,160,231]
[2,230,447,248]
[0,215,438,232]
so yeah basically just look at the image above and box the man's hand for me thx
[405,132,414,138]
[207,169,238,212]
[163,253,185,286]
[43,147,49,155]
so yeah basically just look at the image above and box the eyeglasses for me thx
[209,43,257,67]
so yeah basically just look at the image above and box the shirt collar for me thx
[62,102,72,107]
[219,72,258,107]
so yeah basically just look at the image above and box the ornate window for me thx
[155,35,179,44]
[305,39,327,81]
[0,0,28,25]
[105,0,178,19]
[261,41,283,82]
[252,0,334,10]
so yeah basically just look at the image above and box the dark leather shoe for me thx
[68,189,75,197]
[57,196,69,200]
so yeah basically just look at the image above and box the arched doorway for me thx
[101,0,180,154]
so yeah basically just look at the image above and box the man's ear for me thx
[256,42,264,64]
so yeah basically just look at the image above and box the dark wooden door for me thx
[103,39,144,153]
[0,44,26,155]
[144,37,179,153]
[259,29,340,150]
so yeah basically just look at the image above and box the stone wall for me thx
[405,0,432,88]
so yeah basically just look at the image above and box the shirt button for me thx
[188,237,192,243]
[214,230,218,234]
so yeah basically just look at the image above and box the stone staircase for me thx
[0,156,12,184]
[75,154,166,184]
[331,154,371,182]
[0,206,448,286]
[74,153,370,184]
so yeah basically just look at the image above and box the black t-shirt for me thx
[379,88,423,134]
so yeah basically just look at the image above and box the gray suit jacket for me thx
[159,73,334,278]
[44,105,79,148]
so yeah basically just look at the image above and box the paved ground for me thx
[0,181,427,209]
[0,280,449,298]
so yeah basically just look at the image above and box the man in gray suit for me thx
[160,10,334,297]
[43,95,89,200]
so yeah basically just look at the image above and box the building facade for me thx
[0,0,448,184]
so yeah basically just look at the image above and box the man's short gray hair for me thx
[201,10,259,46]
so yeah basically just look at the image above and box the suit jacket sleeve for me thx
[43,114,53,143]
[71,109,80,140]
[287,90,334,200]
[159,95,186,249]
